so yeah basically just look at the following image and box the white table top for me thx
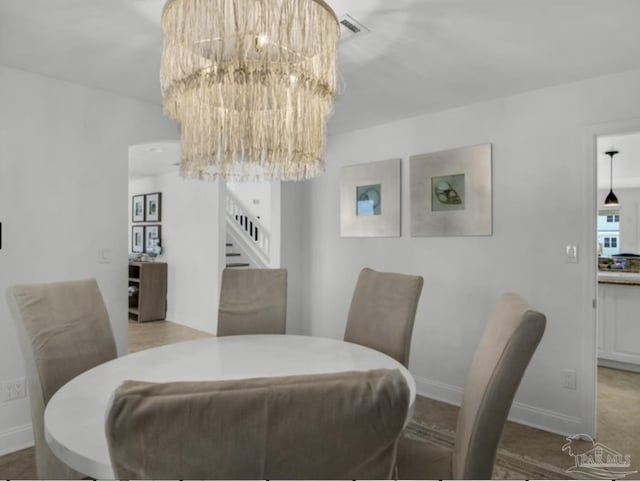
[44,334,416,479]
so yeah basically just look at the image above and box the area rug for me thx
[404,420,576,480]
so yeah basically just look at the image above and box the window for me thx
[598,209,620,256]
[603,237,618,249]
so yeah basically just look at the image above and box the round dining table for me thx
[44,334,416,479]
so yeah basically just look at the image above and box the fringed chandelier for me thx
[160,0,339,181]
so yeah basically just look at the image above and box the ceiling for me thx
[4,1,640,180]
[3,0,640,138]
[129,141,180,180]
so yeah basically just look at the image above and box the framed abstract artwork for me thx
[340,158,401,237]
[132,225,145,253]
[145,192,162,222]
[410,144,492,236]
[132,195,145,222]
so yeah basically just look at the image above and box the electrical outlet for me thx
[562,369,577,390]
[1,378,27,402]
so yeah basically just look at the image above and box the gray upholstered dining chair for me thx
[217,267,287,336]
[106,369,409,480]
[6,279,118,479]
[344,267,424,367]
[396,292,546,480]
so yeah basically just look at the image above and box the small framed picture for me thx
[410,144,492,236]
[340,158,401,237]
[144,225,161,252]
[132,195,145,222]
[131,226,145,253]
[145,192,162,222]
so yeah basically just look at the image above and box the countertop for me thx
[598,271,640,286]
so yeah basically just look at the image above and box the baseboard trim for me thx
[413,374,463,406]
[413,374,584,437]
[598,358,640,373]
[0,423,33,457]
[509,401,584,437]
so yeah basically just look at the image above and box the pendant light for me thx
[604,150,619,206]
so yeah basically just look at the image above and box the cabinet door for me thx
[611,285,640,364]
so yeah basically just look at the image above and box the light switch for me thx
[566,245,578,263]
[98,248,111,264]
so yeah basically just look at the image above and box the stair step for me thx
[226,252,241,257]
[226,262,250,268]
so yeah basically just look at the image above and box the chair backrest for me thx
[344,268,424,367]
[106,369,409,480]
[453,293,546,480]
[7,278,117,479]
[217,268,287,336]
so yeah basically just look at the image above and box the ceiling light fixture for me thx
[160,0,340,181]
[604,150,619,206]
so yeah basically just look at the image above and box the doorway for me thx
[594,131,640,466]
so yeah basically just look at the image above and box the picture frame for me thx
[132,195,145,223]
[145,192,162,222]
[340,158,401,237]
[131,225,145,253]
[410,144,492,236]
[144,224,162,252]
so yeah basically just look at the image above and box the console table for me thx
[128,262,167,322]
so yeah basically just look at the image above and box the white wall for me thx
[290,67,640,437]
[0,65,178,454]
[281,181,308,334]
[129,172,224,334]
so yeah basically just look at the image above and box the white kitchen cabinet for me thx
[597,280,640,366]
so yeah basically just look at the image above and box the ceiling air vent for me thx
[338,14,370,43]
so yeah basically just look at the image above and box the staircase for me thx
[225,189,271,268]
[225,242,250,269]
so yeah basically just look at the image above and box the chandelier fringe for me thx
[161,0,339,181]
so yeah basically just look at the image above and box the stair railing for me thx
[225,189,270,266]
